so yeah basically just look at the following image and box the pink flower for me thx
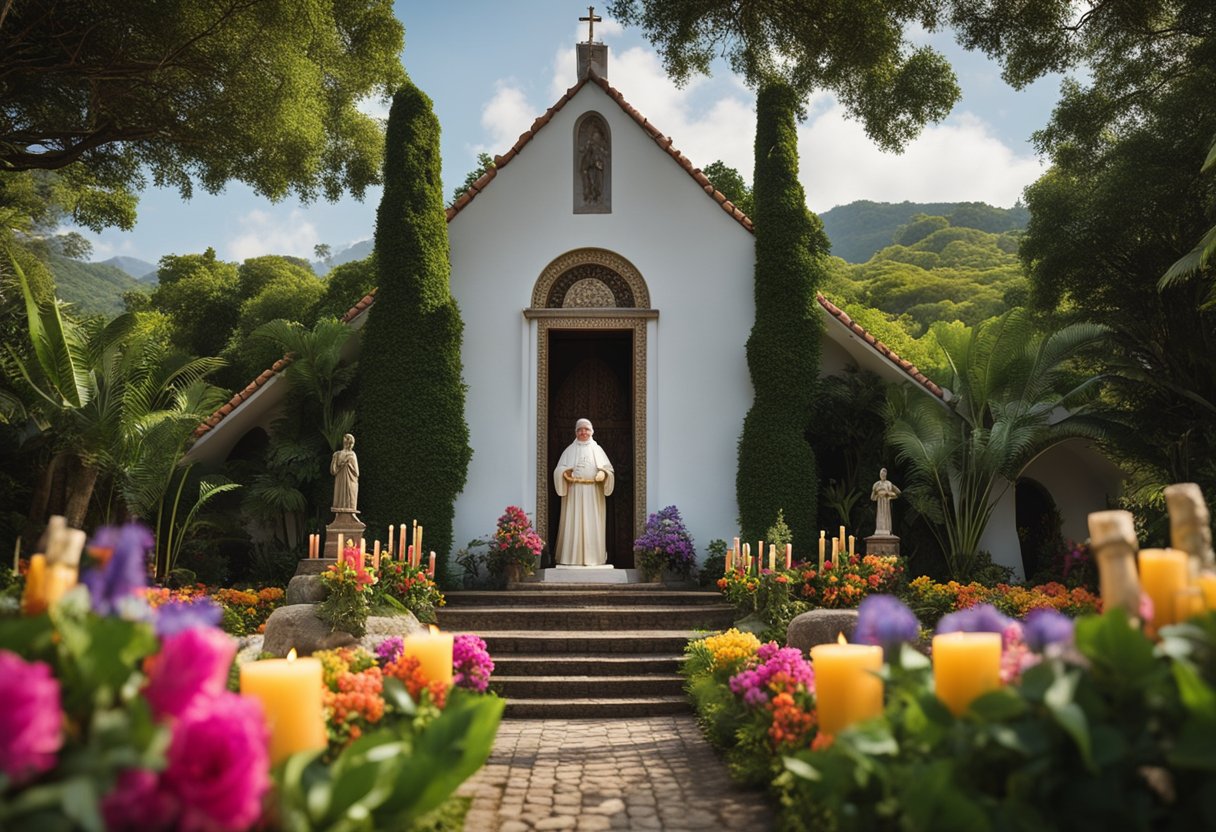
[0,650,63,783]
[162,692,270,832]
[144,627,236,720]
[101,768,177,831]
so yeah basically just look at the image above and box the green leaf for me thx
[969,688,1027,721]
[783,755,822,781]
[841,723,899,756]
[1044,670,1094,771]
[1075,609,1157,684]
[381,676,416,715]
[1172,660,1216,723]
[1168,720,1216,770]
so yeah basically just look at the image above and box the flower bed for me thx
[143,584,285,635]
[684,594,1216,831]
[904,574,1101,624]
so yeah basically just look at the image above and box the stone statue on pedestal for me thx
[325,433,365,559]
[865,467,901,556]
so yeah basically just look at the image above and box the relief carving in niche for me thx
[546,263,635,308]
[563,278,616,308]
[574,113,611,214]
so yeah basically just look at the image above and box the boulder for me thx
[786,609,860,653]
[359,613,427,653]
[261,604,356,657]
[286,574,327,605]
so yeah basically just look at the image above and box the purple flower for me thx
[162,692,269,832]
[937,603,1013,635]
[0,650,62,783]
[729,642,815,707]
[453,634,495,693]
[853,594,920,655]
[144,627,236,720]
[101,768,177,831]
[82,522,153,615]
[1023,608,1075,652]
[155,598,223,638]
[376,636,404,665]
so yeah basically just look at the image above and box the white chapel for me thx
[187,36,1121,579]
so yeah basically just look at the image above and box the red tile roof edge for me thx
[816,295,944,398]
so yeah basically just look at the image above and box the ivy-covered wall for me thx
[736,80,830,550]
[356,79,472,585]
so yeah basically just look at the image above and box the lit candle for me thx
[785,543,793,570]
[403,626,454,688]
[427,551,436,577]
[819,531,825,571]
[810,635,884,735]
[388,525,395,555]
[239,649,328,764]
[932,632,1002,716]
[1198,572,1216,609]
[1139,548,1189,630]
[20,554,47,615]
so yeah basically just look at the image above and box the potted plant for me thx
[634,505,696,583]
[486,506,543,586]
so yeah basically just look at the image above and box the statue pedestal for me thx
[325,510,366,558]
[865,534,900,556]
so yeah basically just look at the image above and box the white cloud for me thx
[471,39,1042,213]
[227,208,320,261]
[355,93,391,122]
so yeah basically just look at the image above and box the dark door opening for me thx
[547,330,634,567]
[1015,478,1061,581]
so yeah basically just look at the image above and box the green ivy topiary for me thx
[356,79,472,587]
[736,80,829,550]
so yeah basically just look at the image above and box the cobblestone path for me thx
[458,716,774,831]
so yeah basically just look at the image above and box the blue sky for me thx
[78,1,1064,266]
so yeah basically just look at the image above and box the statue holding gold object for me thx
[553,418,614,566]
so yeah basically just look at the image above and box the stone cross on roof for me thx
[579,6,602,43]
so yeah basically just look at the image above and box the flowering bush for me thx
[702,628,762,673]
[796,554,902,608]
[143,584,285,636]
[634,505,696,579]
[373,560,445,623]
[485,506,543,582]
[0,522,270,832]
[453,634,495,693]
[317,545,375,637]
[903,574,1101,626]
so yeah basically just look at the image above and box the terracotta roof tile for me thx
[816,295,944,398]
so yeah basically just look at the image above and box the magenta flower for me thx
[0,651,62,784]
[376,636,404,665]
[144,627,237,720]
[453,634,495,693]
[729,642,815,707]
[101,768,177,831]
[162,692,270,832]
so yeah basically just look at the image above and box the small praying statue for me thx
[870,468,901,536]
[330,433,359,513]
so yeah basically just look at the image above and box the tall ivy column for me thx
[736,81,829,549]
[356,78,471,585]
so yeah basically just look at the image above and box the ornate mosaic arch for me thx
[531,248,651,309]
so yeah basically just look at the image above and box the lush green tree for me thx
[608,0,959,150]
[357,80,471,582]
[894,214,949,247]
[736,81,827,549]
[147,249,241,358]
[885,309,1109,580]
[450,153,496,206]
[316,255,378,321]
[1160,134,1216,307]
[1,0,405,203]
[701,160,754,217]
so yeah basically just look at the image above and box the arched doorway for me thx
[546,331,633,566]
[1015,477,1062,581]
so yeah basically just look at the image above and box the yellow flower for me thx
[702,628,761,671]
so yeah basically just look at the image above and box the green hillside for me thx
[48,254,143,317]
[820,200,1030,263]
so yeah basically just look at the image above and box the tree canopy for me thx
[607,0,959,150]
[0,0,406,203]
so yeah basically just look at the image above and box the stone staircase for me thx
[437,583,736,718]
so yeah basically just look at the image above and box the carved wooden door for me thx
[547,331,634,567]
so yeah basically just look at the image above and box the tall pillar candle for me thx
[1199,572,1216,610]
[20,554,47,615]
[427,551,436,577]
[399,525,407,561]
[768,545,775,572]
[810,639,884,735]
[239,651,328,764]
[388,525,395,556]
[785,543,793,570]
[403,628,454,688]
[839,525,846,556]
[372,540,381,571]
[725,548,734,573]
[818,531,826,571]
[933,632,1002,716]
[848,535,855,557]
[1139,548,1189,629]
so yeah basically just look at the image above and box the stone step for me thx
[495,674,685,698]
[439,604,735,632]
[444,590,724,607]
[492,653,684,676]
[480,630,699,655]
[504,582,668,591]
[503,696,691,719]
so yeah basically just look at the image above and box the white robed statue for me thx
[553,418,615,566]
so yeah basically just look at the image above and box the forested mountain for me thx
[820,200,1029,263]
[48,254,143,317]
[100,255,158,281]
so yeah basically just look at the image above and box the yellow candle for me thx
[388,524,395,555]
[932,632,1002,716]
[768,545,775,572]
[839,525,846,555]
[810,638,884,735]
[1198,573,1216,609]
[20,554,47,615]
[848,535,855,557]
[818,531,825,571]
[725,548,734,573]
[403,627,454,688]
[240,650,328,764]
[427,551,436,577]
[785,543,793,569]
[1175,586,1205,622]
[372,540,381,571]
[1139,548,1189,629]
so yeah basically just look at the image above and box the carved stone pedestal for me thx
[325,510,365,558]
[864,534,900,556]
